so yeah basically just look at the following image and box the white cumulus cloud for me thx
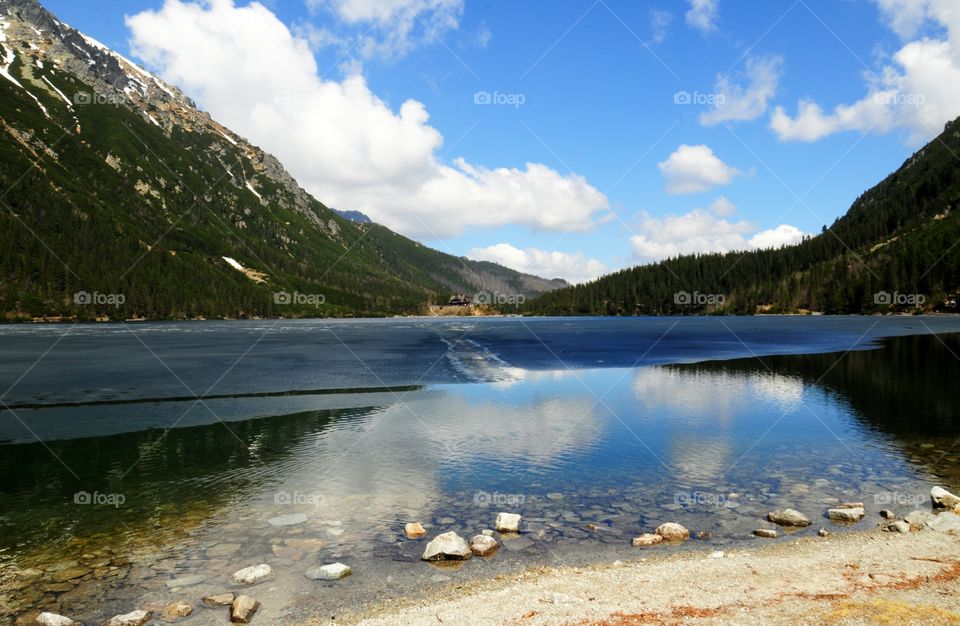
[306,0,464,59]
[467,243,607,284]
[686,0,719,33]
[126,0,608,238]
[658,144,741,195]
[700,55,782,126]
[771,0,960,144]
[629,208,807,262]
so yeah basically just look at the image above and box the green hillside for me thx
[524,118,960,316]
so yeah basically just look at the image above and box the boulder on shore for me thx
[931,486,960,509]
[767,509,811,527]
[655,522,690,541]
[421,532,472,561]
[495,512,522,533]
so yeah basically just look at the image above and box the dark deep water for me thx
[1,317,959,623]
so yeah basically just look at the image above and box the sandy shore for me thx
[319,518,960,626]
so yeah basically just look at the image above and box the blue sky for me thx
[43,0,960,282]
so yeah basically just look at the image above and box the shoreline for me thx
[4,312,959,325]
[325,520,960,626]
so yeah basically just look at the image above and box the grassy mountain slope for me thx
[525,118,960,316]
[0,0,565,321]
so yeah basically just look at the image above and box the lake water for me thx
[1,317,960,624]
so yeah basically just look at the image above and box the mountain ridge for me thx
[0,0,567,321]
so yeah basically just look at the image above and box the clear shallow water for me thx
[1,318,960,623]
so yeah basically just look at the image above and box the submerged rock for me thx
[931,486,960,509]
[767,509,811,527]
[202,593,235,607]
[160,601,193,621]
[230,564,271,585]
[267,513,308,527]
[827,507,865,522]
[304,562,352,580]
[631,533,663,547]
[230,595,260,624]
[655,522,690,541]
[421,532,472,561]
[36,613,76,626]
[103,610,152,626]
[495,512,522,533]
[753,529,778,539]
[404,522,427,538]
[469,534,499,556]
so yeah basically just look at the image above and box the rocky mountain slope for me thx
[0,0,565,320]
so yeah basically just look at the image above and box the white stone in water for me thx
[767,508,811,527]
[230,564,272,585]
[36,613,77,626]
[102,610,152,626]
[469,534,499,556]
[305,562,352,580]
[827,507,865,522]
[495,512,522,533]
[421,531,472,561]
[268,512,308,527]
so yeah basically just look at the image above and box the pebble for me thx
[753,529,777,539]
[827,507,865,522]
[469,534,499,556]
[404,522,427,538]
[631,533,663,547]
[36,614,76,626]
